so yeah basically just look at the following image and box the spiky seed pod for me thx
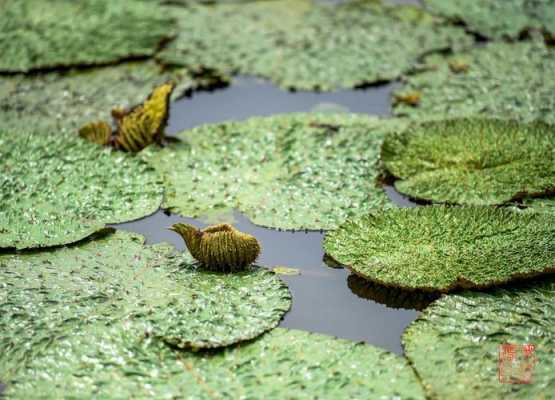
[113,81,174,152]
[170,223,261,272]
[78,120,113,146]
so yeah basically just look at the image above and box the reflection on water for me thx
[348,274,439,311]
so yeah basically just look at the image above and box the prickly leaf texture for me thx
[403,278,555,399]
[324,206,555,292]
[382,118,555,205]
[171,223,261,271]
[145,113,405,230]
[393,41,555,123]
[5,326,425,399]
[0,0,174,72]
[424,0,555,39]
[78,120,112,146]
[0,230,291,382]
[158,0,471,90]
[0,61,227,135]
[114,82,174,152]
[0,130,163,249]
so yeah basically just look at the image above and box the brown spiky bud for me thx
[169,223,261,272]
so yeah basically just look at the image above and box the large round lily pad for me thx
[0,229,291,379]
[158,0,470,90]
[0,61,227,135]
[403,278,555,399]
[145,113,404,230]
[0,131,164,249]
[382,118,555,205]
[424,0,555,39]
[5,325,426,399]
[0,0,174,72]
[393,41,555,123]
[324,206,555,292]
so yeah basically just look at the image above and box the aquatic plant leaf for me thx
[78,120,113,146]
[424,0,555,39]
[403,278,555,399]
[0,230,291,380]
[324,206,555,292]
[393,41,555,123]
[0,131,163,249]
[114,82,174,152]
[158,0,471,90]
[0,0,174,72]
[170,223,261,272]
[382,118,555,205]
[145,113,405,230]
[0,61,228,135]
[5,326,425,399]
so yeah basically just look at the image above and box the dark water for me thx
[115,75,424,355]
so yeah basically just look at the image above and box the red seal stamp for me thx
[498,343,538,384]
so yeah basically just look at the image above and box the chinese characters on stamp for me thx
[498,343,538,384]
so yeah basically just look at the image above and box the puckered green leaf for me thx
[0,61,227,135]
[158,0,471,90]
[145,113,405,230]
[324,206,555,292]
[424,0,555,39]
[382,118,555,205]
[0,0,174,72]
[0,229,291,381]
[0,130,164,248]
[5,325,425,400]
[403,278,555,399]
[393,41,555,123]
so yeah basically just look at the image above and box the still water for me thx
[115,75,426,355]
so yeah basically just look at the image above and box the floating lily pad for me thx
[0,130,164,248]
[382,118,555,205]
[324,206,555,292]
[158,0,470,90]
[145,113,404,230]
[424,0,555,39]
[0,0,174,72]
[5,325,425,399]
[0,230,291,380]
[403,278,555,399]
[393,41,555,123]
[0,61,227,135]
[272,266,301,276]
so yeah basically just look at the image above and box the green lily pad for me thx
[0,61,228,135]
[0,130,164,249]
[393,41,555,123]
[403,278,555,399]
[158,0,470,90]
[145,113,405,230]
[424,0,555,39]
[382,118,555,205]
[324,206,555,292]
[0,0,174,72]
[5,325,426,399]
[0,229,291,379]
